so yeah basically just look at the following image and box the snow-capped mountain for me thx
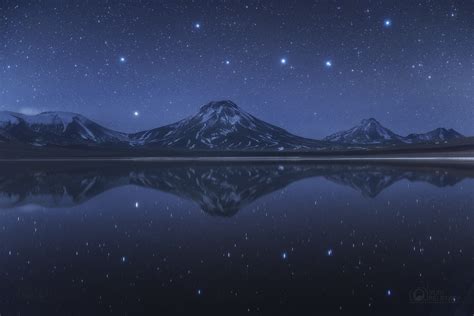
[0,102,466,151]
[0,111,128,146]
[324,118,464,145]
[130,100,325,151]
[324,118,405,145]
[405,128,463,144]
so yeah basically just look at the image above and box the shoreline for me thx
[1,156,474,163]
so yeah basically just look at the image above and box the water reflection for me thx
[0,162,473,314]
[0,162,471,214]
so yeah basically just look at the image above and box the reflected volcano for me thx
[0,162,471,215]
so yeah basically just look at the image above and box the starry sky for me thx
[1,0,473,138]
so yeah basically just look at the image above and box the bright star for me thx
[280,58,287,65]
[225,60,230,65]
[384,19,392,27]
[387,289,392,296]
[327,249,333,256]
[325,60,332,67]
[197,289,202,295]
[282,252,287,259]
[195,23,201,29]
[119,57,126,63]
[121,256,126,262]
[135,202,139,208]
[133,111,139,117]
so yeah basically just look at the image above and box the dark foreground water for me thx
[0,161,473,315]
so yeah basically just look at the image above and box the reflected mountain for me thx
[0,162,471,215]
[322,165,466,197]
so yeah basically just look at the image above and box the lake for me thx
[0,162,473,314]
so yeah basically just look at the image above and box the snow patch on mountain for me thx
[0,111,82,129]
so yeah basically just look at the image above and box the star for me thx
[197,289,202,295]
[327,249,333,256]
[282,252,287,259]
[134,202,139,208]
[195,23,201,29]
[121,256,126,262]
[133,111,139,117]
[280,58,287,65]
[384,19,392,27]
[325,60,332,67]
[119,57,126,63]
[387,289,392,296]
[225,60,230,65]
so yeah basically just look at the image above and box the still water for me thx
[0,162,473,315]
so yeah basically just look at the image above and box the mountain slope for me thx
[324,118,464,146]
[324,118,405,145]
[405,128,463,144]
[130,100,326,151]
[0,111,128,146]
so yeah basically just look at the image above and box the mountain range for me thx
[324,117,463,145]
[0,100,466,152]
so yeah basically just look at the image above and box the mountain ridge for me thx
[0,100,466,151]
[0,111,128,146]
[324,117,464,146]
[324,118,405,144]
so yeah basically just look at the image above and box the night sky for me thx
[1,0,473,138]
